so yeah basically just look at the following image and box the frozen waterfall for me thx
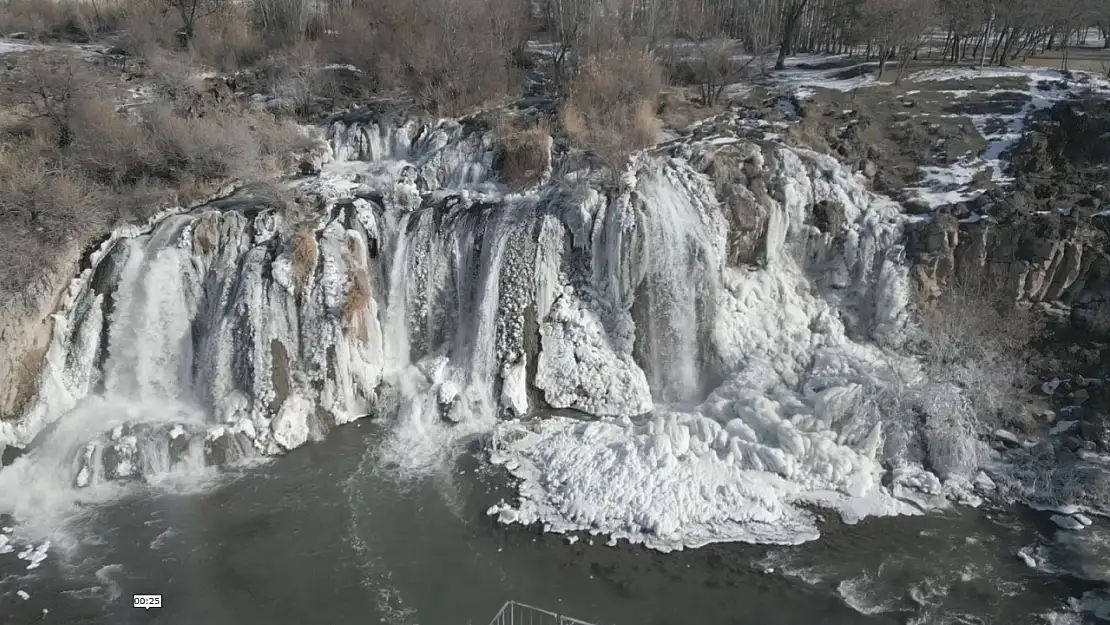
[0,109,972,548]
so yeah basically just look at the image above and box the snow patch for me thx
[271,395,313,451]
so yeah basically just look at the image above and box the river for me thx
[1,419,1101,625]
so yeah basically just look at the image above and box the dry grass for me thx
[290,226,317,294]
[494,119,551,189]
[560,47,662,171]
[658,89,721,131]
[341,265,373,339]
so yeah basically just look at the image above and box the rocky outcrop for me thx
[907,99,1110,338]
[0,245,80,424]
[908,209,1109,304]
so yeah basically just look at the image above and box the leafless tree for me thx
[252,0,311,41]
[4,57,88,148]
[159,0,228,43]
[775,0,810,69]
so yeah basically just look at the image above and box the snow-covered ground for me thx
[770,58,884,93]
[719,54,1110,211]
[904,67,1110,209]
[0,39,38,55]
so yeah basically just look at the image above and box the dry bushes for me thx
[0,55,311,294]
[494,119,551,189]
[0,152,106,291]
[0,0,124,42]
[290,226,317,294]
[254,41,336,118]
[68,97,306,189]
[341,265,372,337]
[314,0,525,115]
[189,8,268,70]
[560,48,662,170]
[0,155,104,243]
[914,279,1043,429]
[4,0,527,116]
[251,0,311,45]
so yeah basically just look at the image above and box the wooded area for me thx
[538,0,1110,85]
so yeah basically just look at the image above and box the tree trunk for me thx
[989,28,1006,65]
[877,46,887,79]
[979,21,991,69]
[940,29,953,62]
[1000,27,1021,66]
[775,2,806,69]
[895,47,914,84]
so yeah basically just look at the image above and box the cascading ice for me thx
[1,108,977,549]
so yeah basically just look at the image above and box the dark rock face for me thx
[1079,416,1110,452]
[204,429,254,467]
[810,199,847,238]
[0,445,22,467]
[687,142,770,267]
[907,100,1110,345]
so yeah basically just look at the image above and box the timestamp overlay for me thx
[133,594,163,610]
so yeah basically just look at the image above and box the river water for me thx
[0,420,1103,625]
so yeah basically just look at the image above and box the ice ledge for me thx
[487,416,923,551]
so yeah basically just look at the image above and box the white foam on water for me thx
[837,571,900,615]
[94,564,124,601]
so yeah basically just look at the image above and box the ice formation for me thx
[0,106,977,548]
[488,120,926,548]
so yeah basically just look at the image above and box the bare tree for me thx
[775,0,810,69]
[543,0,593,89]
[5,57,88,148]
[252,0,311,41]
[159,0,227,44]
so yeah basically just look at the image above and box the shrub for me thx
[0,53,313,296]
[189,7,267,70]
[0,152,107,291]
[341,264,372,338]
[312,0,524,115]
[914,279,1042,429]
[290,226,317,294]
[560,47,662,170]
[0,156,105,244]
[251,0,310,44]
[254,41,336,119]
[0,0,124,42]
[493,119,551,190]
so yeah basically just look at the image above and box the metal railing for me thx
[487,601,599,625]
